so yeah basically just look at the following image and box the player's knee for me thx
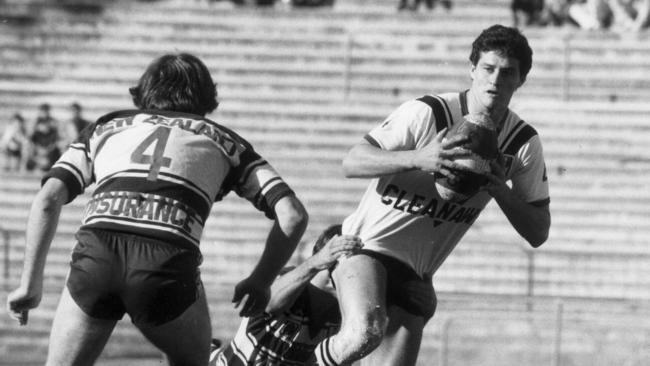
[341,306,387,357]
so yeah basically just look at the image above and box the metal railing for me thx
[1,226,10,290]
[436,298,650,366]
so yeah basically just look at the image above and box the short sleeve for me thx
[236,159,294,218]
[510,135,550,206]
[41,125,95,203]
[365,100,435,151]
[218,131,294,219]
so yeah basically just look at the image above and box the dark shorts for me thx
[67,228,203,326]
[350,249,437,322]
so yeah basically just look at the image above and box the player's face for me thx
[470,51,524,111]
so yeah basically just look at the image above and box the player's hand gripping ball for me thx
[435,113,499,202]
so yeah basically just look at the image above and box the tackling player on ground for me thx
[210,225,363,366]
[6,53,308,366]
[314,25,551,366]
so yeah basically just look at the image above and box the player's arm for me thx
[342,129,471,179]
[265,234,362,315]
[233,194,309,317]
[488,188,550,248]
[483,156,550,248]
[7,178,69,325]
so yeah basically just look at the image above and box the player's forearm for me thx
[19,190,65,289]
[249,196,308,285]
[492,188,550,247]
[266,258,320,314]
[342,143,417,178]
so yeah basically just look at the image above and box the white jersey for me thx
[45,110,294,250]
[342,92,549,277]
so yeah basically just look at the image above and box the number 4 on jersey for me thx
[131,127,172,181]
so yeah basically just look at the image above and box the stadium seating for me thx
[1,0,649,365]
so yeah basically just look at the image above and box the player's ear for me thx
[517,76,526,88]
[469,62,477,80]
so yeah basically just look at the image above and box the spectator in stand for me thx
[27,103,60,172]
[512,0,545,27]
[0,113,29,172]
[567,0,650,31]
[568,0,614,29]
[398,0,452,12]
[607,0,650,31]
[70,102,91,136]
[540,0,574,26]
[59,102,91,150]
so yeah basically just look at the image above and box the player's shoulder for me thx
[388,94,452,124]
[502,110,539,138]
[409,93,457,111]
[203,116,251,147]
[411,92,461,122]
[402,92,460,132]
[95,109,141,126]
[501,110,542,155]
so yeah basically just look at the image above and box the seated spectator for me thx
[540,0,575,26]
[291,0,334,7]
[70,102,91,135]
[512,0,545,27]
[27,103,60,172]
[59,102,91,149]
[568,0,613,29]
[0,113,29,172]
[607,0,650,31]
[398,0,452,12]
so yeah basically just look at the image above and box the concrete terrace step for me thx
[2,19,648,64]
[1,86,650,134]
[7,56,642,96]
[0,172,646,200]
[18,12,505,46]
[2,172,650,208]
[4,189,650,224]
[100,1,511,27]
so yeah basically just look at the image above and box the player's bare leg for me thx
[359,305,425,366]
[315,254,387,365]
[45,286,118,366]
[137,284,212,366]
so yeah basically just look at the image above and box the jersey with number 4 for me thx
[44,110,294,250]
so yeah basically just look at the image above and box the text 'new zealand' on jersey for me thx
[43,110,294,250]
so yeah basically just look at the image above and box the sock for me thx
[314,338,340,366]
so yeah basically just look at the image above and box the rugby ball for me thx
[434,113,498,202]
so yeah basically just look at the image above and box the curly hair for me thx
[129,53,219,116]
[469,24,533,80]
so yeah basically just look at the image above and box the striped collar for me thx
[459,90,509,133]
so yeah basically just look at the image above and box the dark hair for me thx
[71,102,82,112]
[469,24,533,81]
[313,224,342,255]
[38,103,50,112]
[12,112,24,123]
[129,53,219,116]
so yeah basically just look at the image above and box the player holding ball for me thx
[314,24,551,366]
